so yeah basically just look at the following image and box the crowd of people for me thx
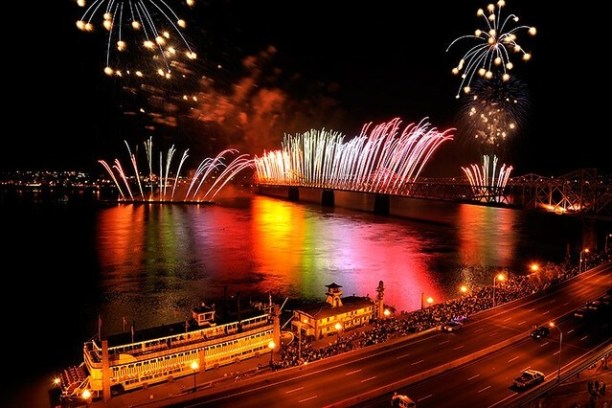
[277,250,611,368]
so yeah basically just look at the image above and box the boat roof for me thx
[102,307,268,347]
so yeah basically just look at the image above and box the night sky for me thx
[4,1,609,176]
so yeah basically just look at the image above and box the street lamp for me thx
[383,308,391,318]
[529,263,540,273]
[190,360,199,392]
[579,248,590,272]
[459,285,469,295]
[549,322,563,383]
[268,340,275,367]
[334,322,342,342]
[82,389,92,408]
[421,292,434,310]
[298,318,308,362]
[492,273,506,308]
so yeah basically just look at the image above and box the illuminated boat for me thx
[54,300,279,404]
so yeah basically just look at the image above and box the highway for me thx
[167,263,612,408]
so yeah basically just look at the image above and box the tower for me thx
[325,282,343,308]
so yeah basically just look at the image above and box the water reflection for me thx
[94,196,582,333]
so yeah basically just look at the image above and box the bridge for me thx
[256,168,612,219]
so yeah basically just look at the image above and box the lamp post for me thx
[190,360,199,393]
[492,273,506,308]
[334,322,342,343]
[268,340,275,367]
[549,322,563,383]
[82,389,92,408]
[298,318,307,362]
[383,308,391,318]
[579,248,590,272]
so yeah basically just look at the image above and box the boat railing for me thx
[84,318,273,364]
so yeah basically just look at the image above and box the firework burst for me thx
[75,0,197,78]
[459,75,528,150]
[447,0,536,98]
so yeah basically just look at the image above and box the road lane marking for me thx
[438,340,450,345]
[478,385,492,393]
[527,308,535,312]
[542,310,550,315]
[568,329,574,334]
[540,342,550,347]
[580,335,588,341]
[345,369,362,376]
[286,387,304,394]
[396,353,411,360]
[508,356,519,363]
[411,359,425,366]
[563,302,569,306]
[518,321,526,325]
[474,328,483,333]
[418,394,432,402]
[298,395,318,403]
[503,317,511,322]
[361,376,376,383]
[454,345,464,350]
[549,299,556,303]
[468,374,480,380]
[489,332,498,336]
[554,350,560,356]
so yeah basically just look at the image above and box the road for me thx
[165,263,612,408]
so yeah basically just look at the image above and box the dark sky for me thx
[4,0,609,176]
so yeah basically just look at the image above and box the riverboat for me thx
[53,299,278,404]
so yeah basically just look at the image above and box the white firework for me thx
[447,0,536,98]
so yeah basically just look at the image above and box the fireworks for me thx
[461,154,513,202]
[459,75,528,149]
[98,137,253,202]
[447,0,536,98]
[75,0,197,77]
[254,118,454,195]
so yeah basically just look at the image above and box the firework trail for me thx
[98,139,251,202]
[447,0,536,98]
[75,0,197,77]
[254,118,454,195]
[461,154,513,202]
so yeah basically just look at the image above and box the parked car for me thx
[513,369,545,389]
[441,321,463,332]
[530,326,550,339]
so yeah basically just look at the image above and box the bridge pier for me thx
[373,194,389,216]
[321,190,335,207]
[288,187,299,202]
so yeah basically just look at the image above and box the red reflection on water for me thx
[457,204,516,268]
[97,204,145,272]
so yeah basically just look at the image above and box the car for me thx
[441,321,463,332]
[513,369,545,389]
[390,393,417,408]
[574,306,590,318]
[530,326,550,339]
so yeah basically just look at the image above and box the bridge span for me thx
[256,168,612,220]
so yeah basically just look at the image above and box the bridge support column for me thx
[288,187,299,202]
[322,190,335,207]
[374,194,389,215]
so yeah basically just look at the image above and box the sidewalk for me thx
[530,357,612,408]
